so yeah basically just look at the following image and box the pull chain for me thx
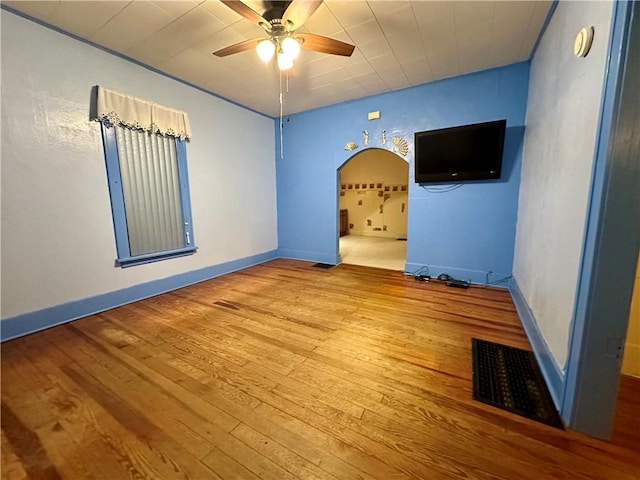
[279,68,284,159]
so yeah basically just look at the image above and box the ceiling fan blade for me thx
[282,0,323,30]
[297,33,355,57]
[220,1,270,30]
[213,38,263,57]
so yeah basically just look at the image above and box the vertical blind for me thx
[115,125,184,256]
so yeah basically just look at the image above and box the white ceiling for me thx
[2,0,552,117]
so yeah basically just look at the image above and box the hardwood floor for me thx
[1,259,638,479]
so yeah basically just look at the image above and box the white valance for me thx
[95,86,192,140]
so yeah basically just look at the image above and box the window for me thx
[95,87,195,267]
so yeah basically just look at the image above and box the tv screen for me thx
[414,119,506,184]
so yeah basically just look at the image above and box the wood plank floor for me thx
[1,259,638,480]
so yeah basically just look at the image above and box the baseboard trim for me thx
[347,231,407,239]
[404,262,511,287]
[621,343,640,377]
[509,278,565,411]
[0,250,278,342]
[277,248,340,265]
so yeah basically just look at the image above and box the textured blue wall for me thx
[276,63,530,282]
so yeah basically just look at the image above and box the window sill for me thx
[117,246,197,268]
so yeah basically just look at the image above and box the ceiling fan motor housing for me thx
[262,1,292,23]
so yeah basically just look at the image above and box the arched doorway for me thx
[337,148,409,271]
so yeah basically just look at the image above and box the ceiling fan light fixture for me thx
[277,52,294,70]
[281,37,301,60]
[256,39,276,62]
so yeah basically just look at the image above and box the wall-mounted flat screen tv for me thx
[414,119,507,184]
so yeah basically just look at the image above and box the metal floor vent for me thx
[472,339,563,428]
[312,263,335,269]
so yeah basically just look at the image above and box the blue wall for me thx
[276,63,530,282]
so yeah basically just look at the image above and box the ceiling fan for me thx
[213,0,355,70]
